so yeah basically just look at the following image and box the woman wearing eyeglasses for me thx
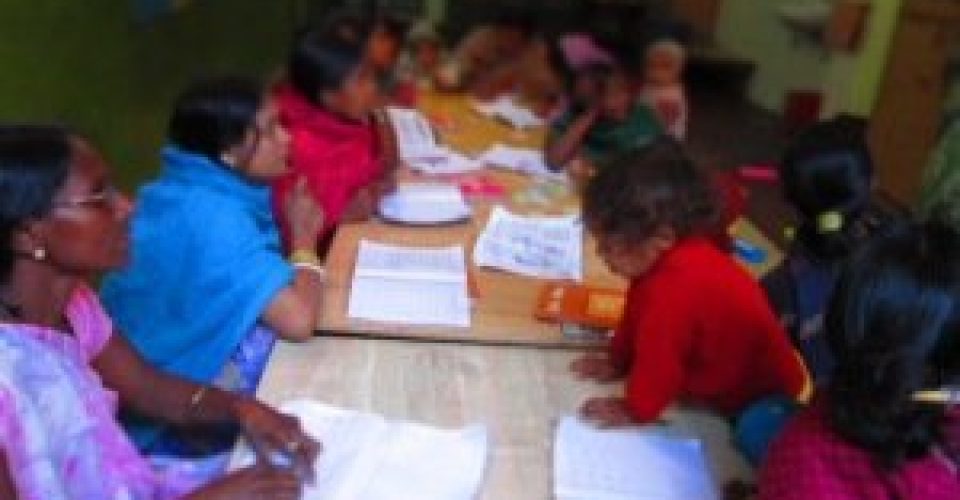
[759,220,960,499]
[99,78,326,481]
[0,124,317,498]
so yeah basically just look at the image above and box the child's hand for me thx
[580,397,636,428]
[570,354,623,382]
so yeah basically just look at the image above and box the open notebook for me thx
[473,206,583,281]
[347,240,471,327]
[385,107,482,175]
[236,400,489,500]
[554,416,718,500]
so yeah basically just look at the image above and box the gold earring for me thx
[33,247,46,261]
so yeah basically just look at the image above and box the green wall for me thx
[0,0,300,189]
[715,0,830,112]
[715,0,902,117]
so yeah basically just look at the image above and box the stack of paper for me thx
[554,417,718,500]
[479,143,560,178]
[473,206,583,280]
[378,183,472,225]
[348,240,471,327]
[385,107,482,175]
[239,400,489,500]
[470,96,544,129]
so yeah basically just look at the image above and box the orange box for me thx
[534,282,626,330]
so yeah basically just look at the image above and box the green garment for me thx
[919,121,960,230]
[552,103,664,167]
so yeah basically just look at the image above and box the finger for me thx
[580,398,602,418]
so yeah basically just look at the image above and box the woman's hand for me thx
[570,353,625,383]
[233,398,321,482]
[187,466,302,500]
[286,177,325,251]
[580,397,636,428]
[341,186,378,223]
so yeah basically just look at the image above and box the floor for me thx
[686,81,796,248]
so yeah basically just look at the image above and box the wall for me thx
[0,0,299,189]
[715,0,902,117]
[715,0,830,111]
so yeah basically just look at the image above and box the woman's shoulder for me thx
[759,404,852,497]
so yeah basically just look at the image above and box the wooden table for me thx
[254,338,755,499]
[317,93,783,346]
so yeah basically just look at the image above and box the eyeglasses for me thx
[53,185,124,209]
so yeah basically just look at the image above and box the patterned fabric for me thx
[0,285,193,499]
[138,326,275,487]
[760,401,960,500]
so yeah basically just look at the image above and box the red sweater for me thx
[610,238,809,422]
[272,85,385,246]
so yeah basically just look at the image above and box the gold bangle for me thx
[290,249,320,267]
[293,261,328,279]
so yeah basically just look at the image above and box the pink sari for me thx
[0,285,195,499]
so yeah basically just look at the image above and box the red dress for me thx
[610,237,810,422]
[272,84,385,247]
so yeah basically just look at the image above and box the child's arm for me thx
[545,107,600,170]
[581,292,693,426]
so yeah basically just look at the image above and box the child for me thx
[760,220,960,500]
[637,39,689,141]
[437,11,537,94]
[366,16,407,99]
[570,139,811,427]
[762,117,875,384]
[272,27,395,249]
[395,19,448,92]
[545,64,663,175]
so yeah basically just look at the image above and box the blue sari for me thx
[101,147,294,454]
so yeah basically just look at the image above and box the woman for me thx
[272,27,396,249]
[759,220,960,499]
[762,117,876,384]
[100,78,325,469]
[0,124,318,498]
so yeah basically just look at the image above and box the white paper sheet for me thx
[470,95,544,129]
[478,143,559,178]
[348,240,471,327]
[473,206,582,280]
[554,416,718,500]
[238,400,489,500]
[385,107,440,160]
[405,146,485,175]
[379,183,472,225]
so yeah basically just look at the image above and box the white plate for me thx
[378,184,473,226]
